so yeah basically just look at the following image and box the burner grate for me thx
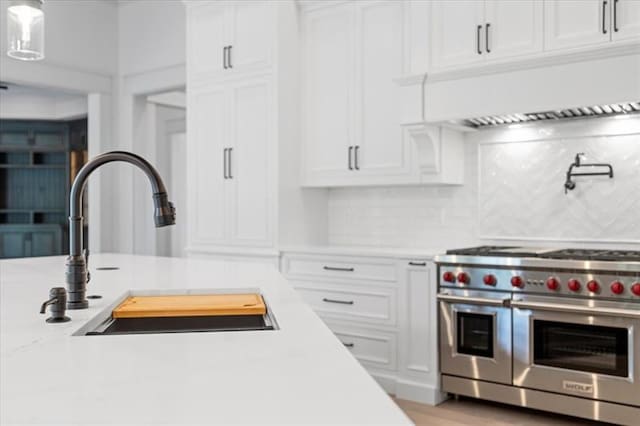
[445,246,519,256]
[541,249,640,262]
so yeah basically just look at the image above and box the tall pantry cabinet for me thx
[185,1,326,264]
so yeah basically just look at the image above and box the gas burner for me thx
[541,249,640,262]
[446,246,555,258]
[446,246,519,256]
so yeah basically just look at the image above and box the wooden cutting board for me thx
[112,294,266,318]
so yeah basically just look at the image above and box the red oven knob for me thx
[483,274,497,286]
[457,272,470,284]
[632,283,640,296]
[442,271,456,283]
[568,279,581,292]
[587,280,600,293]
[511,276,523,288]
[546,277,560,291]
[611,281,625,295]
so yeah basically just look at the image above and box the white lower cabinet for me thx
[281,251,445,404]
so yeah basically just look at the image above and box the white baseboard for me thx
[395,378,448,405]
[370,373,447,406]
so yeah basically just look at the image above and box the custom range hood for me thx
[396,49,640,130]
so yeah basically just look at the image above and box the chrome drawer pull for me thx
[408,261,427,267]
[323,266,354,272]
[322,298,354,305]
[512,300,640,319]
[437,293,509,307]
[343,342,354,348]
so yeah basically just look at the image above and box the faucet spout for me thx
[66,151,175,309]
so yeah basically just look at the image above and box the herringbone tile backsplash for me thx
[328,132,639,250]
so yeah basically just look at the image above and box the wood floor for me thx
[393,396,611,426]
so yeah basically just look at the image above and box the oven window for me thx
[457,312,494,358]
[533,320,628,377]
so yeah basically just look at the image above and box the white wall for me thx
[117,0,185,76]
[0,0,118,76]
[328,117,640,250]
[0,86,87,120]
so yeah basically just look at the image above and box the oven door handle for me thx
[512,300,640,319]
[437,293,510,307]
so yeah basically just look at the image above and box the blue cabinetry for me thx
[0,119,87,258]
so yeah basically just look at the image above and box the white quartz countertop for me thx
[0,254,411,425]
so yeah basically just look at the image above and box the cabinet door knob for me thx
[603,0,608,34]
[348,146,353,170]
[614,0,619,32]
[223,46,228,69]
[477,25,483,55]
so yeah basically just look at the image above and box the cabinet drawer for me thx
[326,321,397,371]
[291,281,397,325]
[283,255,397,283]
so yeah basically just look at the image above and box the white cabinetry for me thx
[545,0,640,49]
[301,1,418,187]
[301,3,353,183]
[187,1,273,82]
[484,0,544,60]
[430,0,543,70]
[281,250,444,405]
[612,0,640,40]
[397,260,440,403]
[188,86,228,247]
[188,77,273,250]
[186,1,326,260]
[430,1,485,69]
[544,0,610,50]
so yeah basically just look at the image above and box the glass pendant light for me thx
[7,0,45,61]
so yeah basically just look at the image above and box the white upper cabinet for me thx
[544,0,611,50]
[484,0,544,60]
[613,0,640,40]
[187,1,273,82]
[188,4,228,78]
[301,1,417,186]
[302,4,354,182]
[430,1,485,70]
[430,0,544,70]
[355,1,411,178]
[228,1,273,71]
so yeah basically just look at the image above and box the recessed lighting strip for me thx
[462,102,640,129]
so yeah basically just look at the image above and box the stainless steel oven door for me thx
[513,295,640,407]
[438,289,512,384]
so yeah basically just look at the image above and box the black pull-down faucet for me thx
[66,151,176,310]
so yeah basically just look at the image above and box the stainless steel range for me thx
[435,246,640,425]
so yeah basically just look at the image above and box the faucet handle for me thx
[40,287,71,323]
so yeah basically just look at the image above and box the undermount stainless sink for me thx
[74,289,278,336]
[86,313,276,336]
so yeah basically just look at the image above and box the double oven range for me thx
[435,246,640,425]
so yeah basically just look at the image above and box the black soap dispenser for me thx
[40,287,71,323]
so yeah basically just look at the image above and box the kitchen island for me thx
[0,254,411,425]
